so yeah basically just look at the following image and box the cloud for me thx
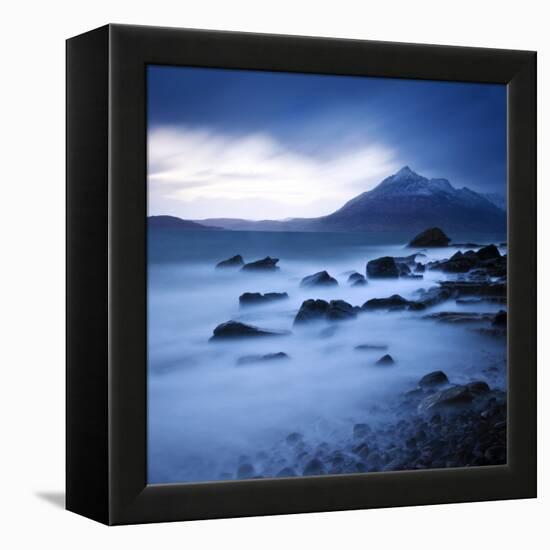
[148,126,400,220]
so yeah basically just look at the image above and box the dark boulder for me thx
[326,300,358,321]
[366,256,399,278]
[216,254,244,268]
[239,292,288,306]
[398,263,411,276]
[481,255,507,278]
[430,250,480,273]
[210,320,290,341]
[418,370,449,389]
[348,272,366,285]
[300,270,338,287]
[408,227,451,247]
[418,385,474,412]
[351,278,367,287]
[362,294,410,310]
[414,263,426,273]
[375,354,395,366]
[241,256,280,271]
[476,244,501,261]
[236,352,290,365]
[294,299,329,324]
[294,299,357,324]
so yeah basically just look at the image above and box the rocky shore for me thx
[228,365,507,480]
[209,227,507,480]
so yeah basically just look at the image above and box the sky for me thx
[147,65,506,220]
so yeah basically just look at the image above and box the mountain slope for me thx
[194,166,506,233]
[148,215,223,230]
[483,192,507,211]
[311,166,506,233]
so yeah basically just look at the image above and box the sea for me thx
[147,229,507,484]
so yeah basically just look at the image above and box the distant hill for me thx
[148,215,223,231]
[165,166,507,234]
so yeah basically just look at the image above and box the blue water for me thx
[147,229,506,484]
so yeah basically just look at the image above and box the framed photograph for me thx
[66,24,536,525]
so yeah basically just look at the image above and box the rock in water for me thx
[300,270,338,287]
[294,299,330,324]
[210,320,290,341]
[348,272,366,284]
[375,354,395,366]
[216,254,244,268]
[294,299,357,324]
[362,294,410,310]
[408,227,451,247]
[326,300,358,321]
[239,292,288,306]
[418,370,449,389]
[241,256,280,271]
[418,385,474,412]
[236,352,290,365]
[429,250,480,272]
[476,244,501,261]
[366,256,399,278]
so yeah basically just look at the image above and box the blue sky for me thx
[147,65,506,220]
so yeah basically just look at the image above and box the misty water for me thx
[148,229,507,484]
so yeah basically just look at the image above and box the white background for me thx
[0,0,547,547]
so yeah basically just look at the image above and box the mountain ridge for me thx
[150,167,506,234]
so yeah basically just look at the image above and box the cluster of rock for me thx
[347,272,367,286]
[366,254,425,280]
[216,254,280,271]
[227,368,506,480]
[207,227,507,479]
[294,299,359,324]
[300,271,338,287]
[427,244,505,277]
[211,227,506,355]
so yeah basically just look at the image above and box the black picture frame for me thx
[66,24,537,525]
